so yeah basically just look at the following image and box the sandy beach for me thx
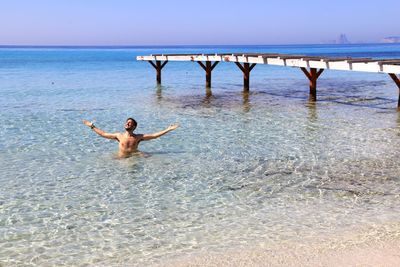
[159,240,400,267]
[157,224,400,267]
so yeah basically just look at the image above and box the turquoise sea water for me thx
[1,44,400,266]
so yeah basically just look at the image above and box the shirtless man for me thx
[83,118,179,158]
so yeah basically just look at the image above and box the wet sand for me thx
[156,224,400,267]
[158,241,399,267]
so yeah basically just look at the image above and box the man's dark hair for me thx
[126,117,137,128]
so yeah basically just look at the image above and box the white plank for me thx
[136,54,400,74]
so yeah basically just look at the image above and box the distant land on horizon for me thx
[321,34,351,44]
[320,34,400,44]
[382,36,400,43]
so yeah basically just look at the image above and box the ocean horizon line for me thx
[0,43,394,49]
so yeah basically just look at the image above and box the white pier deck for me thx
[138,53,400,74]
[137,53,400,109]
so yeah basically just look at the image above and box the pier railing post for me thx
[235,62,256,91]
[243,63,250,90]
[148,60,168,84]
[206,62,211,88]
[301,67,324,101]
[389,73,400,110]
[197,61,219,88]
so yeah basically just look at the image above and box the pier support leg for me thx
[389,73,400,110]
[148,60,168,84]
[197,61,219,88]
[301,67,324,101]
[235,63,256,91]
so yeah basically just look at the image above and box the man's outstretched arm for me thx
[83,120,119,140]
[142,124,179,141]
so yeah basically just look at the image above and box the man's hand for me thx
[167,123,179,131]
[82,119,118,140]
[83,119,94,128]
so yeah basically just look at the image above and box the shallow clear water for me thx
[1,44,400,266]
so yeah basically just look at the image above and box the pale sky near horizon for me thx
[1,0,399,45]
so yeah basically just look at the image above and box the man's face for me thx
[124,119,135,131]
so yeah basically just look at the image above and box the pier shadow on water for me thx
[153,84,168,102]
[152,78,397,112]
[305,100,318,123]
[262,79,397,111]
[397,112,400,128]
[154,85,254,112]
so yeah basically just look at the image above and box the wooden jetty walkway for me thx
[137,53,400,109]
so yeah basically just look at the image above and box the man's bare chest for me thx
[119,136,140,148]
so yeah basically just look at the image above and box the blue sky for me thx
[1,0,399,45]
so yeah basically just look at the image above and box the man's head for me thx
[124,117,137,131]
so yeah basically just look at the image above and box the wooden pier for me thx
[137,53,400,109]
